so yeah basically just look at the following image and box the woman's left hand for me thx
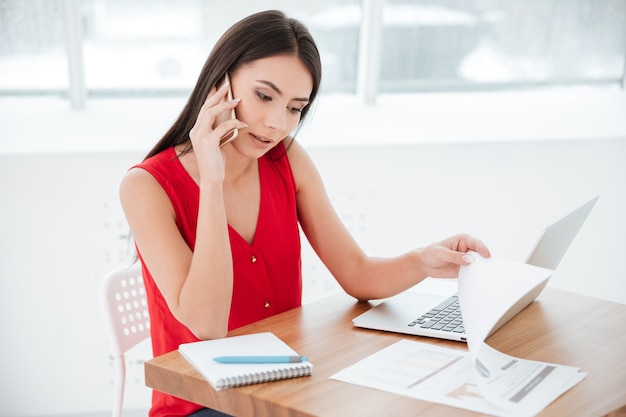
[418,234,491,278]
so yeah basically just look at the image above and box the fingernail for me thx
[462,254,474,264]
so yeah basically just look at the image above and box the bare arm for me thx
[120,85,246,340]
[288,141,490,301]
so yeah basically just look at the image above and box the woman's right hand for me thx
[188,82,246,184]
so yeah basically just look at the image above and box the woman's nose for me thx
[264,105,287,131]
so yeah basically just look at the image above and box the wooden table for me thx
[145,288,626,416]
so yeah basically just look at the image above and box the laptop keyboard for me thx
[407,294,465,334]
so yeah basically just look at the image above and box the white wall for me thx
[0,89,625,416]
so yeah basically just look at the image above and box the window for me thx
[0,0,68,91]
[82,0,209,92]
[0,0,624,108]
[379,0,626,92]
[76,0,361,94]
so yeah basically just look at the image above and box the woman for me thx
[120,10,490,417]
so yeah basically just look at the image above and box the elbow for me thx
[191,325,228,341]
[341,278,396,303]
[186,317,229,341]
[172,288,233,340]
[348,292,375,304]
[340,282,376,303]
[174,309,230,341]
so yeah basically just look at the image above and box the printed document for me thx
[331,254,586,416]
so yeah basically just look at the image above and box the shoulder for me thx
[120,159,175,221]
[120,165,157,195]
[285,139,320,191]
[120,148,171,197]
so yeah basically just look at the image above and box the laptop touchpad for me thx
[355,292,446,326]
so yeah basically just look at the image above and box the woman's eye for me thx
[288,106,303,114]
[256,91,271,101]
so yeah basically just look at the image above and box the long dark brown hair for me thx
[145,10,322,160]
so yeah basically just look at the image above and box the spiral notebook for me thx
[178,332,313,390]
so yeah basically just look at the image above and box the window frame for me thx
[1,0,624,110]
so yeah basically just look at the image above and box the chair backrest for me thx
[101,263,151,358]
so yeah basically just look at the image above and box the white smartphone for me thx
[215,73,239,147]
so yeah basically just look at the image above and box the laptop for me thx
[352,196,599,342]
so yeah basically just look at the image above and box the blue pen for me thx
[213,355,308,364]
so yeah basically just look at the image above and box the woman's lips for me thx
[251,133,272,144]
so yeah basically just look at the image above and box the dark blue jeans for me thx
[188,408,233,417]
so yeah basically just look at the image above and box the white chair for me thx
[101,263,151,417]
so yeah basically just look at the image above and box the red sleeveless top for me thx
[133,143,302,416]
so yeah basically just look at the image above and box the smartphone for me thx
[215,73,238,147]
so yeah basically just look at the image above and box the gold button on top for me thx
[251,255,257,263]
[264,301,270,308]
